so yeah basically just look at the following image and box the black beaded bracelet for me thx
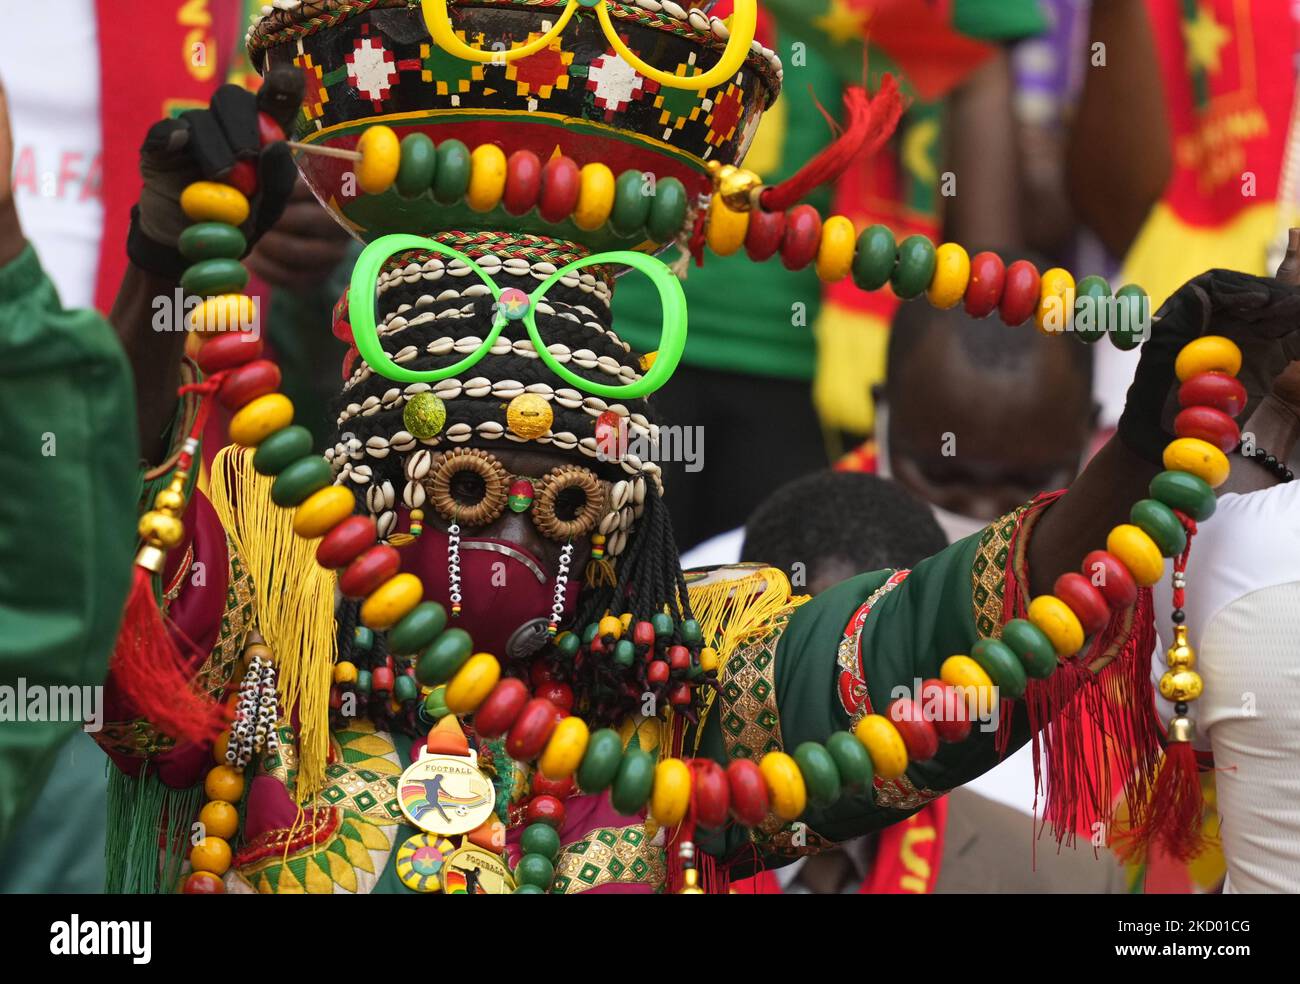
[1242,445,1295,483]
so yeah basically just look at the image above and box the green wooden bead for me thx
[355,669,372,694]
[793,741,841,808]
[852,223,897,291]
[680,619,702,644]
[970,637,1028,699]
[826,731,874,789]
[650,612,674,636]
[181,257,249,297]
[610,169,653,237]
[415,628,474,685]
[576,728,623,793]
[394,674,419,702]
[178,222,246,262]
[556,631,581,658]
[433,139,471,204]
[1073,275,1111,345]
[891,234,937,299]
[1131,498,1187,557]
[1110,284,1148,351]
[647,176,689,243]
[613,639,635,668]
[388,602,448,655]
[520,822,561,860]
[514,853,555,889]
[396,133,437,198]
[1149,470,1216,522]
[423,687,448,718]
[610,748,655,815]
[513,884,545,894]
[354,625,375,651]
[1000,618,1058,679]
[581,622,600,644]
[252,426,315,476]
[270,456,332,507]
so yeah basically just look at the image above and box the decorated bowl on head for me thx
[246,0,781,252]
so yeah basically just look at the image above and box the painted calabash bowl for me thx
[246,0,782,251]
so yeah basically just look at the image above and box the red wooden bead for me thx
[999,259,1041,326]
[1174,405,1241,453]
[632,620,656,647]
[183,871,226,894]
[536,680,574,713]
[646,660,670,685]
[964,250,1006,318]
[887,698,939,762]
[504,150,543,216]
[371,666,395,693]
[780,205,823,271]
[217,358,282,410]
[226,159,259,197]
[666,645,691,671]
[1080,550,1139,609]
[745,206,786,262]
[919,678,971,743]
[668,683,692,706]
[329,684,344,710]
[538,155,581,223]
[532,771,575,799]
[316,515,377,570]
[506,697,559,760]
[1178,371,1247,418]
[691,759,730,829]
[338,544,401,598]
[257,111,284,147]
[525,794,566,828]
[529,662,555,688]
[473,678,530,738]
[197,332,264,374]
[726,758,769,827]
[1053,572,1111,636]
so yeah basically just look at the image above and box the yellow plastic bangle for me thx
[421,0,579,64]
[597,0,757,90]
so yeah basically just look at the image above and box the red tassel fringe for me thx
[110,566,230,745]
[757,76,904,214]
[1113,742,1205,864]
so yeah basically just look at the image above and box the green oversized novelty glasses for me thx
[348,234,687,400]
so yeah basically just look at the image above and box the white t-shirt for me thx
[2,3,103,309]
[1152,479,1300,893]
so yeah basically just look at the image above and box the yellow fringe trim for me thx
[682,565,807,751]
[209,445,338,802]
[1121,200,1279,310]
[812,301,891,435]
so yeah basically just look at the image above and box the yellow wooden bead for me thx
[759,750,807,821]
[816,215,857,283]
[229,393,294,447]
[1163,437,1231,488]
[853,713,908,780]
[356,125,401,195]
[539,715,589,780]
[333,660,359,684]
[190,835,232,876]
[618,612,633,631]
[698,646,719,673]
[188,292,257,335]
[360,573,423,630]
[1035,266,1075,335]
[214,730,231,764]
[198,800,239,840]
[598,614,624,639]
[1027,595,1086,657]
[1174,335,1242,382]
[927,242,971,309]
[939,656,995,718]
[467,143,508,212]
[649,757,692,827]
[180,180,250,225]
[574,162,616,231]
[1106,523,1165,587]
[444,652,501,714]
[706,194,749,257]
[204,764,245,803]
[293,485,357,539]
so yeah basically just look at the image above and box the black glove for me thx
[1117,270,1300,464]
[127,67,304,279]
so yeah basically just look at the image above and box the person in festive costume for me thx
[55,0,1300,894]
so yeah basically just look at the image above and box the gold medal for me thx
[442,845,516,895]
[397,751,496,836]
[394,833,458,893]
